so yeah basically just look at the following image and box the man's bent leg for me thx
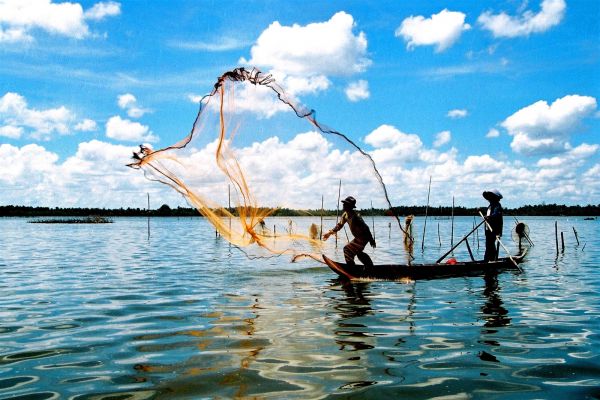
[343,239,366,265]
[356,251,373,267]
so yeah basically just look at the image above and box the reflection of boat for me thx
[323,250,527,281]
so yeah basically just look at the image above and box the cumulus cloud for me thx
[433,130,451,147]
[2,125,599,208]
[74,119,97,132]
[0,0,121,43]
[84,1,121,21]
[0,140,165,208]
[0,92,77,140]
[105,115,157,142]
[447,109,468,119]
[0,125,23,139]
[486,128,500,138]
[501,94,597,155]
[395,9,471,52]
[345,80,370,102]
[117,93,149,118]
[478,0,566,38]
[240,11,370,99]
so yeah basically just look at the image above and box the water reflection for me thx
[481,272,510,331]
[334,281,375,352]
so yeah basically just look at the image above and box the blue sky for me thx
[0,0,598,209]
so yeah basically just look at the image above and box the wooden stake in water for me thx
[450,196,455,248]
[336,179,341,247]
[147,193,150,240]
[561,231,565,253]
[437,222,441,246]
[371,200,376,241]
[421,176,432,251]
[320,195,324,240]
[573,227,580,246]
[555,221,559,256]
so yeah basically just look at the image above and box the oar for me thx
[435,219,485,263]
[479,211,522,271]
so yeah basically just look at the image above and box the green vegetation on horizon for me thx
[1,204,598,218]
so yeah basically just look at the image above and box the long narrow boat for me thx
[323,250,527,281]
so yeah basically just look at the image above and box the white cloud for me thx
[395,9,471,52]
[0,92,76,140]
[478,0,566,38]
[0,125,23,138]
[240,11,370,99]
[2,126,599,208]
[169,36,248,52]
[447,109,468,119]
[105,115,157,142]
[0,140,164,208]
[0,0,120,43]
[365,125,424,164]
[75,119,97,132]
[117,93,149,118]
[84,1,121,21]
[502,95,597,155]
[241,12,370,77]
[345,80,370,102]
[433,130,451,147]
[486,128,500,138]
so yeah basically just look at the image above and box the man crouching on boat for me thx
[323,196,376,267]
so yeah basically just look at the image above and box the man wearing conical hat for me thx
[482,189,504,262]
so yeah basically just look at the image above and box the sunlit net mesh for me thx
[128,68,404,260]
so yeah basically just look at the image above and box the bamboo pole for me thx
[320,195,324,240]
[436,219,486,263]
[465,238,475,261]
[450,196,455,248]
[561,231,565,253]
[371,200,376,241]
[336,179,341,247]
[147,193,150,240]
[437,222,441,246]
[573,227,580,246]
[555,221,559,256]
[421,176,432,251]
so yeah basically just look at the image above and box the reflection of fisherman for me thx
[482,189,503,262]
[323,196,376,266]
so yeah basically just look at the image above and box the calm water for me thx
[1,216,599,399]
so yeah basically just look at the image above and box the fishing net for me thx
[128,68,404,260]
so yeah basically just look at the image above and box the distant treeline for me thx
[1,203,598,217]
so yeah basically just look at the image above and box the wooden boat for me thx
[323,250,527,281]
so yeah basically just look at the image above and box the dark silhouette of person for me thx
[323,196,376,266]
[482,189,503,262]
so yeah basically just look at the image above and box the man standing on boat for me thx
[323,196,376,267]
[483,189,503,262]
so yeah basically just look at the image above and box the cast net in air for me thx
[128,68,404,260]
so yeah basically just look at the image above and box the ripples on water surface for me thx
[1,216,599,399]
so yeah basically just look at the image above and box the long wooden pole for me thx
[320,195,324,240]
[555,221,559,256]
[450,196,455,248]
[573,227,580,246]
[421,176,432,251]
[336,179,341,247]
[147,193,150,240]
[371,200,376,241]
[436,219,486,263]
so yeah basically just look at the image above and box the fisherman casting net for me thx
[129,68,404,260]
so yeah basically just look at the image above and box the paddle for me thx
[478,211,522,272]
